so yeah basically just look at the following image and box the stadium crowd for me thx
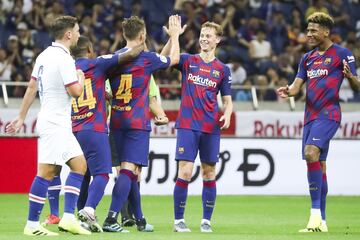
[0,0,360,101]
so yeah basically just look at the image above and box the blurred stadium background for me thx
[0,0,359,239]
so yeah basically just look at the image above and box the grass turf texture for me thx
[0,195,359,240]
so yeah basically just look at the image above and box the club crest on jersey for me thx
[211,69,220,78]
[324,58,332,65]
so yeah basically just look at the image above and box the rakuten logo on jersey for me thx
[188,73,217,88]
[307,69,328,79]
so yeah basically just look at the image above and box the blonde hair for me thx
[201,21,223,37]
[307,12,334,30]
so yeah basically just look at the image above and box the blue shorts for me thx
[302,119,340,161]
[175,128,220,164]
[74,130,112,175]
[112,129,150,167]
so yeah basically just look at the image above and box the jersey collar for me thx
[51,42,70,55]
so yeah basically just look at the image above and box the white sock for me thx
[62,212,75,220]
[310,209,321,215]
[322,220,327,225]
[174,219,185,224]
[201,219,211,225]
[84,207,95,215]
[26,220,40,229]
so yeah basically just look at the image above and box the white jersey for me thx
[31,42,78,130]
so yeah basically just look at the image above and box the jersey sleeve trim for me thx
[64,81,78,87]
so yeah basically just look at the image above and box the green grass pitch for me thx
[0,195,359,240]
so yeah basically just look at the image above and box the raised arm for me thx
[161,15,186,65]
[118,43,144,65]
[5,78,38,134]
[160,38,172,57]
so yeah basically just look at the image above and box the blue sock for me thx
[321,173,328,220]
[173,178,188,220]
[77,172,90,211]
[28,176,50,221]
[85,174,109,209]
[108,169,134,217]
[128,179,143,220]
[64,172,84,214]
[48,175,61,216]
[307,162,322,209]
[202,180,216,220]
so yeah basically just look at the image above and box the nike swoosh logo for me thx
[312,137,321,141]
[306,62,311,66]
[189,65,197,68]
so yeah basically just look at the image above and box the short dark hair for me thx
[307,12,334,30]
[201,21,223,37]
[122,16,145,40]
[49,15,78,40]
[71,35,91,58]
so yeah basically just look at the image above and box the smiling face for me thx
[199,27,220,52]
[306,22,329,47]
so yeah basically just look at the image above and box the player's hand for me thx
[5,117,24,135]
[343,59,353,79]
[163,15,187,36]
[277,85,290,98]
[154,115,169,126]
[219,114,230,130]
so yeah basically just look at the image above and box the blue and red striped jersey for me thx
[296,44,357,124]
[109,49,170,131]
[175,54,232,134]
[71,54,119,133]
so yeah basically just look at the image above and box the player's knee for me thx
[202,169,216,180]
[121,162,137,172]
[304,150,318,162]
[201,163,216,179]
[178,169,192,181]
[73,159,87,175]
[202,172,215,180]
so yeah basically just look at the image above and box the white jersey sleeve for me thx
[31,60,39,80]
[59,55,78,87]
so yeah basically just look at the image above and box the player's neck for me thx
[126,41,141,49]
[317,39,333,54]
[199,51,215,63]
[55,39,71,51]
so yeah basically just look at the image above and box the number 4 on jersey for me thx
[115,74,132,103]
[72,78,96,113]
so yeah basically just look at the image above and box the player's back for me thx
[109,48,170,130]
[72,54,118,133]
[33,43,78,128]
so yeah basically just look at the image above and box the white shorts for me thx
[37,127,83,166]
